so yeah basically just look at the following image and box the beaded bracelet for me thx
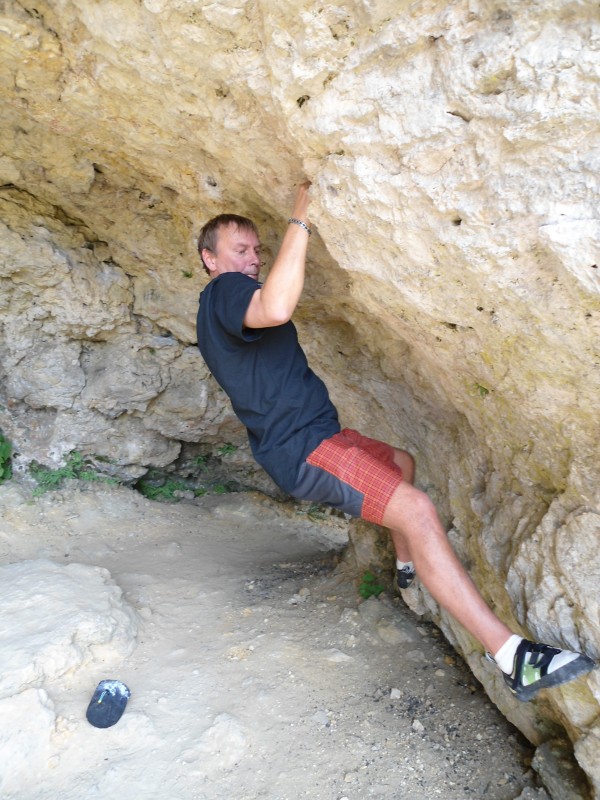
[288,217,312,236]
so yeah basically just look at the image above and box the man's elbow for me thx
[265,303,293,327]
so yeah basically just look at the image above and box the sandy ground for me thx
[0,481,548,800]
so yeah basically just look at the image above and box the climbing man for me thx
[195,181,596,702]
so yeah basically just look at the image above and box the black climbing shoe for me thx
[395,564,416,590]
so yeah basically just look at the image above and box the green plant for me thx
[182,270,194,278]
[0,433,12,483]
[295,502,329,520]
[136,478,191,501]
[217,443,237,456]
[358,570,386,599]
[135,474,237,501]
[307,503,328,520]
[30,451,118,496]
[472,381,490,399]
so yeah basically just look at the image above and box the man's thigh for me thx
[291,429,405,524]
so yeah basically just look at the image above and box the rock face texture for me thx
[1,0,599,792]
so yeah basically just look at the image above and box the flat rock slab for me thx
[0,482,539,799]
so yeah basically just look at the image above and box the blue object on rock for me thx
[86,680,131,728]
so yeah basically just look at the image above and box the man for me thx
[196,182,595,702]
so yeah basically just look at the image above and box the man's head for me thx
[198,214,261,279]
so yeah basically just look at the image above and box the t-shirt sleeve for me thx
[210,273,263,342]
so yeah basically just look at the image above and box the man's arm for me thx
[243,181,311,329]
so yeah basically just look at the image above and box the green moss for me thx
[0,432,12,483]
[30,451,118,496]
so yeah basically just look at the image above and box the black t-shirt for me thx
[196,273,340,493]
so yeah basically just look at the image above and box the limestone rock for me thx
[532,739,591,800]
[0,689,57,796]
[0,559,138,698]
[575,725,600,799]
[143,347,232,442]
[80,335,173,417]
[1,0,599,791]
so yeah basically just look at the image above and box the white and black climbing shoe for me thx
[491,639,596,702]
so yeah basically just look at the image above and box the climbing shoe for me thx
[494,639,596,702]
[395,564,416,590]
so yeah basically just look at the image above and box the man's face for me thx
[203,223,262,280]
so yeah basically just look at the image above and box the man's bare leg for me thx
[388,448,414,564]
[386,448,509,651]
[381,480,512,655]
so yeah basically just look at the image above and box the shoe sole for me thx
[508,654,596,702]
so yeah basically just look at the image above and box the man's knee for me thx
[382,481,435,530]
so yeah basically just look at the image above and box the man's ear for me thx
[201,248,217,275]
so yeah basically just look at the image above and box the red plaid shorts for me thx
[291,428,403,525]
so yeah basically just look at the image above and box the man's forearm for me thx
[243,182,311,328]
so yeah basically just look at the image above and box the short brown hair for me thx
[197,214,259,276]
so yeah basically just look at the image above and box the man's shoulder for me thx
[201,272,260,300]
[213,272,259,287]
[198,273,264,343]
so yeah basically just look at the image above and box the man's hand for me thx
[291,181,312,226]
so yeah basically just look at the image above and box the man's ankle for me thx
[493,634,523,674]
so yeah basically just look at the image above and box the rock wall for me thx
[1,0,599,793]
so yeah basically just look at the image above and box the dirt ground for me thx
[0,481,550,800]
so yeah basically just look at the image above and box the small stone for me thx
[339,608,359,626]
[358,595,386,624]
[324,649,354,663]
[406,649,426,662]
[412,719,425,733]
[390,688,402,700]
[311,710,330,727]
[377,620,413,645]
[288,589,310,606]
[287,594,304,604]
